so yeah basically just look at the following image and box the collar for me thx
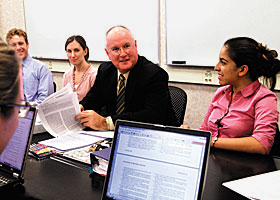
[22,55,32,68]
[117,70,130,81]
[223,80,261,97]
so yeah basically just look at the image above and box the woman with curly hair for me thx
[200,37,280,154]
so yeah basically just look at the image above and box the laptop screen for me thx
[102,120,211,200]
[0,108,36,173]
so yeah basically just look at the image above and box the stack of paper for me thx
[39,131,114,151]
[90,147,112,175]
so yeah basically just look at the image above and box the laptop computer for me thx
[102,120,211,200]
[0,107,37,189]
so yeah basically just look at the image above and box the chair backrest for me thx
[270,124,280,157]
[53,82,57,93]
[168,86,187,125]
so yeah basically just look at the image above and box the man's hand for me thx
[180,124,190,129]
[75,110,107,131]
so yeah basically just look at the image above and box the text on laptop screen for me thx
[0,110,34,170]
[106,125,208,200]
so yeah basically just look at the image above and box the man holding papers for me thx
[75,25,177,130]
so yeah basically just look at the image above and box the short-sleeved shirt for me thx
[200,80,279,152]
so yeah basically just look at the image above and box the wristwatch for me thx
[212,137,218,147]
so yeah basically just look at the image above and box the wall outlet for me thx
[48,61,53,70]
[203,71,212,83]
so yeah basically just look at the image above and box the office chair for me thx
[270,124,280,157]
[168,86,187,125]
[53,82,57,93]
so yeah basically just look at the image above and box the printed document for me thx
[38,84,114,151]
[39,131,114,151]
[38,84,83,137]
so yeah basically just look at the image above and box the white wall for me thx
[166,0,280,66]
[0,0,25,39]
[1,0,279,129]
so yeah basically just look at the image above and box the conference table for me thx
[1,132,279,200]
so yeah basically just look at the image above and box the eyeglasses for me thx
[110,44,132,55]
[3,101,36,118]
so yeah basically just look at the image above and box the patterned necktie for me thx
[116,74,125,115]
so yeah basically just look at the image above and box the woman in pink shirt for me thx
[63,35,97,102]
[199,37,280,154]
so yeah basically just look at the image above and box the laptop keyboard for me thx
[0,175,11,186]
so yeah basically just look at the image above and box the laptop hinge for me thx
[13,172,19,178]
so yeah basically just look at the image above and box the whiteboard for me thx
[24,0,159,63]
[166,0,280,66]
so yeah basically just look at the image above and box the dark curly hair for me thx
[224,37,280,90]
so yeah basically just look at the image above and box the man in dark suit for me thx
[75,25,177,130]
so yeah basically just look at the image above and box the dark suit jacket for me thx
[80,55,178,126]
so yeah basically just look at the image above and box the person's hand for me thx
[75,110,107,130]
[80,104,84,112]
[210,137,214,147]
[180,124,190,129]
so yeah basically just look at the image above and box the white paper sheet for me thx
[37,84,115,151]
[223,170,280,200]
[39,131,114,151]
[38,84,83,137]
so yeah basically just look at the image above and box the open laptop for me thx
[102,120,211,200]
[0,107,37,189]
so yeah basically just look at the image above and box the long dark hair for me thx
[65,35,89,61]
[225,37,280,90]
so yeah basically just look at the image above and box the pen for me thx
[249,197,260,200]
[50,156,84,170]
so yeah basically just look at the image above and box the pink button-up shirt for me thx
[200,80,278,152]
